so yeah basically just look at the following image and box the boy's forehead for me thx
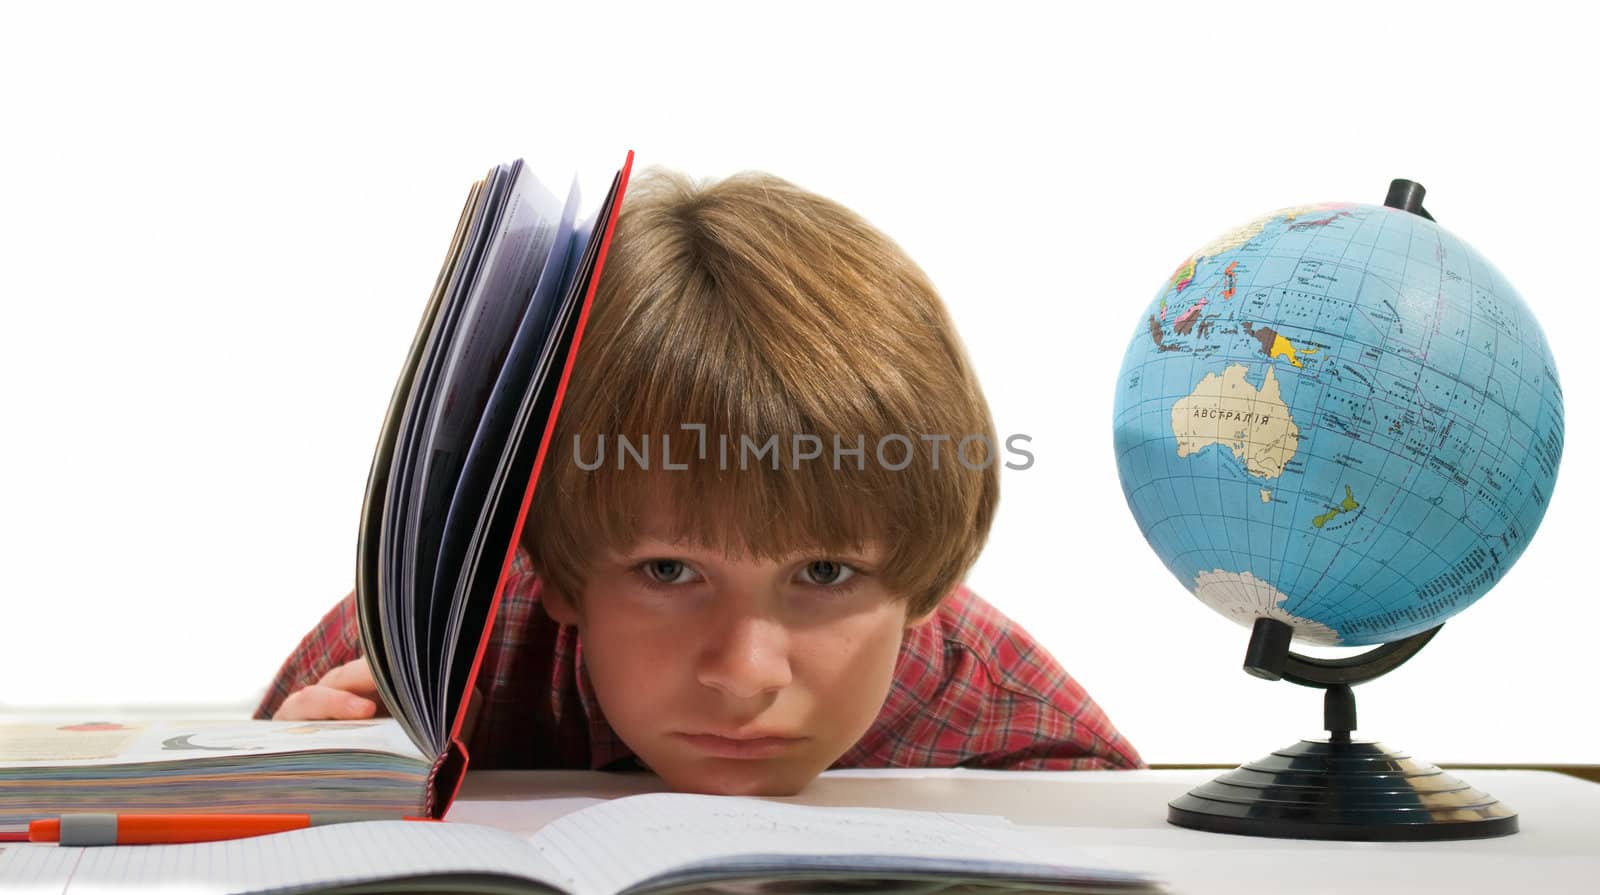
[620,505,884,560]
[617,532,882,561]
[617,496,889,560]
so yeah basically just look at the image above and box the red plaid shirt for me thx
[256,548,1143,772]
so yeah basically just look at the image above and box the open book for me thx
[0,152,635,834]
[355,152,633,817]
[0,719,430,835]
[0,792,1163,894]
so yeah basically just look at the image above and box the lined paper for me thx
[0,794,1151,895]
[0,821,566,895]
[530,793,1136,895]
[0,844,83,895]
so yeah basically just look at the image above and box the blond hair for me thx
[521,168,998,618]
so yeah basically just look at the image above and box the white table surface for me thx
[448,767,1600,895]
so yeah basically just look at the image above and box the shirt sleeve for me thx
[844,584,1145,772]
[252,590,364,720]
[948,587,1145,771]
[957,677,1146,771]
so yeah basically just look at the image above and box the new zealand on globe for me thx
[1113,181,1566,841]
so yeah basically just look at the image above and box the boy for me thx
[257,168,1142,796]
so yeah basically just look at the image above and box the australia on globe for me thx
[1113,200,1564,646]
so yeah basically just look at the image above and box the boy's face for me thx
[543,528,920,796]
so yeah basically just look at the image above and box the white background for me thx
[1,1,1594,765]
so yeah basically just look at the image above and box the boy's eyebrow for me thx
[616,540,885,564]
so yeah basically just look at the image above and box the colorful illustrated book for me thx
[0,152,635,833]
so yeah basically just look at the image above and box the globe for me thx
[1113,197,1565,647]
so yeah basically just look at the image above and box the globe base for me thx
[1167,738,1518,841]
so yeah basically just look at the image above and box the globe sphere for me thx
[1113,201,1564,646]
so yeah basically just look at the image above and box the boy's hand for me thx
[272,657,390,721]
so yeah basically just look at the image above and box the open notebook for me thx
[1,151,635,833]
[0,792,1164,894]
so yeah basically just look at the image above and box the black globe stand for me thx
[1167,618,1519,840]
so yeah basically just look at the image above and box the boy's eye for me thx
[642,559,698,585]
[635,558,859,590]
[801,560,855,587]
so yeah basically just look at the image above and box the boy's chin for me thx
[655,757,821,797]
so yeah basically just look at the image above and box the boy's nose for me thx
[695,613,794,699]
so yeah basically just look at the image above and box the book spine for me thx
[424,738,471,819]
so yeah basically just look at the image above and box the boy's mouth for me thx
[675,732,806,759]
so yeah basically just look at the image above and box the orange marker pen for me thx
[29,812,439,845]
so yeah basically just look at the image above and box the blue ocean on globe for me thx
[1113,201,1564,646]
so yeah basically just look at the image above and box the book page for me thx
[408,161,566,677]
[435,160,627,736]
[0,843,80,893]
[0,820,570,895]
[0,719,435,835]
[381,162,507,739]
[430,174,581,725]
[0,719,427,768]
[358,176,485,753]
[528,793,1149,895]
